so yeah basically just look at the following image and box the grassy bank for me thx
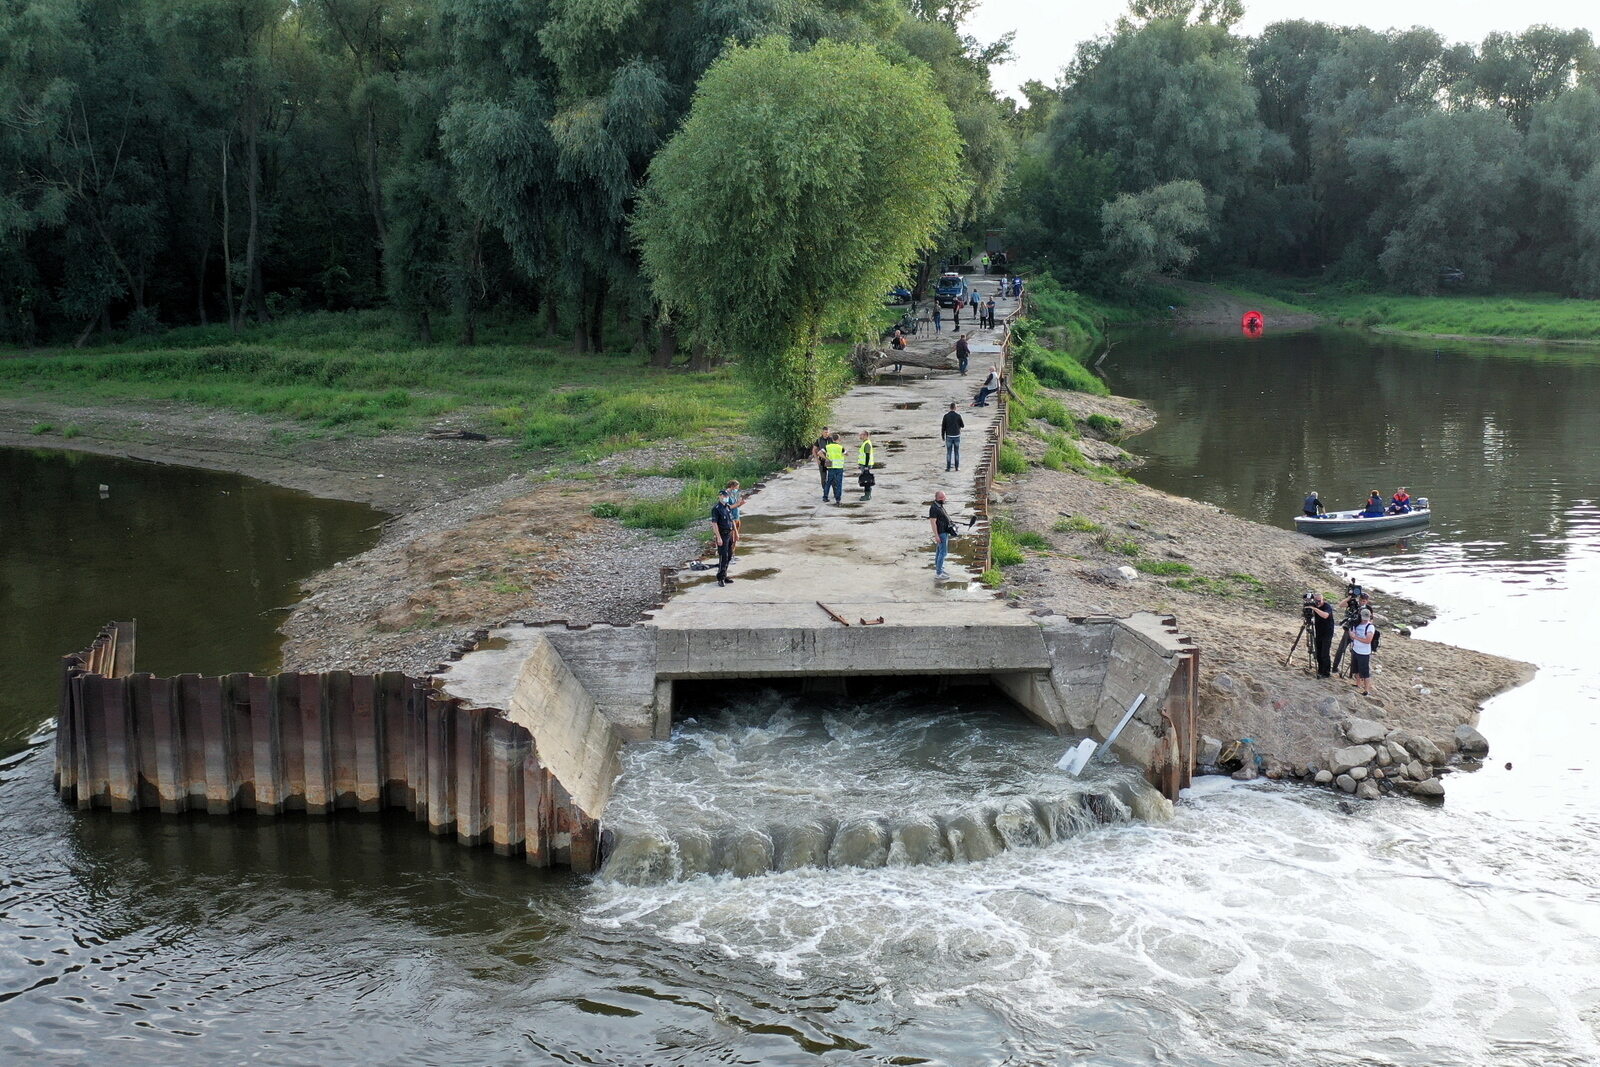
[1218,277,1600,342]
[0,310,765,461]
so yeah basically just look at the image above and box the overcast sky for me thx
[966,0,1600,98]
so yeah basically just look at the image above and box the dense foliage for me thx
[635,39,964,451]
[1006,13,1600,295]
[0,0,1006,351]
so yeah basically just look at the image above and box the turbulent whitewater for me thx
[598,688,1173,884]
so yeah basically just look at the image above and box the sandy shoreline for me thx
[2,372,1533,787]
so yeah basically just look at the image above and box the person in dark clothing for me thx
[710,495,737,586]
[812,426,831,493]
[954,334,970,375]
[1303,491,1325,518]
[972,367,999,406]
[929,491,956,579]
[940,402,964,471]
[1361,490,1385,518]
[1308,591,1336,677]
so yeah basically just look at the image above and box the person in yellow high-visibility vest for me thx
[856,431,877,501]
[823,434,847,504]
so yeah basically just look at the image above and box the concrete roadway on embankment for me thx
[647,276,1025,633]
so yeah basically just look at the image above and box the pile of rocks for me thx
[1197,717,1491,802]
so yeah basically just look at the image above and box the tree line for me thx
[1007,2,1600,296]
[0,0,1010,349]
[6,0,1597,358]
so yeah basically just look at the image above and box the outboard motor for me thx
[1416,496,1429,511]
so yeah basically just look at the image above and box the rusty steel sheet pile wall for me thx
[55,622,602,871]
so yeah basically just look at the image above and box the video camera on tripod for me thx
[1341,580,1366,628]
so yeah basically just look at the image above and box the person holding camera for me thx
[1308,592,1336,677]
[929,491,956,580]
[1349,608,1378,696]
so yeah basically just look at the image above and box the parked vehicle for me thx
[885,286,912,304]
[934,272,968,308]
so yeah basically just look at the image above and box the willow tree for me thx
[634,38,963,452]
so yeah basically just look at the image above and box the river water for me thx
[2,326,1598,1065]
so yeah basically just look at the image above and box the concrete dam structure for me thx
[52,282,1200,873]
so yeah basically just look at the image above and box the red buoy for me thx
[1241,310,1264,336]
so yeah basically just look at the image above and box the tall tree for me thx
[636,38,964,452]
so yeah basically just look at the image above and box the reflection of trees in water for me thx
[1114,330,1598,562]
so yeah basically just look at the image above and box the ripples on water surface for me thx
[4,327,1600,1067]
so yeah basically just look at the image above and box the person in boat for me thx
[1303,491,1325,518]
[1388,487,1412,514]
[1361,491,1386,518]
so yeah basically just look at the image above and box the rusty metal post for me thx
[454,706,486,846]
[486,720,530,856]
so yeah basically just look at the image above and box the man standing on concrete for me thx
[933,305,943,333]
[929,491,956,580]
[823,433,847,504]
[856,431,876,500]
[985,295,997,329]
[954,334,970,375]
[812,425,831,495]
[711,493,737,586]
[941,402,963,471]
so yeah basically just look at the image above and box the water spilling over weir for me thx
[599,687,1172,885]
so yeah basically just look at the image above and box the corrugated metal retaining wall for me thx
[55,622,601,871]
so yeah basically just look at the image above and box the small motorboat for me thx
[1294,498,1431,538]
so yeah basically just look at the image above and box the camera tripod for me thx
[1283,614,1317,672]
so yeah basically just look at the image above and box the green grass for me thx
[589,502,623,518]
[1165,571,1270,601]
[1095,533,1140,557]
[1083,413,1123,438]
[1217,275,1600,342]
[1015,530,1051,550]
[1009,276,1111,396]
[29,422,52,434]
[989,517,1027,567]
[619,479,723,533]
[1053,515,1102,533]
[979,568,1004,588]
[1134,559,1193,576]
[61,424,80,438]
[0,309,761,459]
[997,441,1028,475]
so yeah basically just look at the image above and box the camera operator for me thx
[1332,583,1374,673]
[1307,592,1336,677]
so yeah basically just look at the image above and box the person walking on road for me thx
[952,298,962,330]
[889,327,907,373]
[954,334,970,375]
[856,431,877,501]
[823,433,847,504]
[941,402,964,471]
[929,491,956,580]
[711,493,737,586]
[812,425,831,495]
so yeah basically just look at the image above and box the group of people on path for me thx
[706,272,1021,591]
[812,426,877,506]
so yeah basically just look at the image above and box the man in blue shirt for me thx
[1303,491,1324,518]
